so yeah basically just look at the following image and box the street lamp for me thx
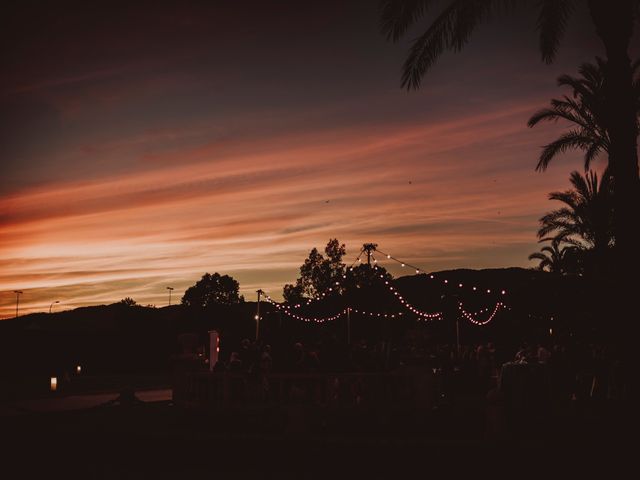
[255,289,264,340]
[13,290,23,318]
[166,287,174,306]
[49,300,59,314]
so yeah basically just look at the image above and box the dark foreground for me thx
[3,397,633,479]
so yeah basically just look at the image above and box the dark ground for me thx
[3,397,633,479]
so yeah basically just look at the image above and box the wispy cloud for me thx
[0,99,576,318]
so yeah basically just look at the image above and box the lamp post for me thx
[49,300,59,314]
[13,290,23,318]
[166,286,174,306]
[255,289,264,340]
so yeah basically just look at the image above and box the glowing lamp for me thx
[76,365,81,374]
[209,330,220,371]
[50,377,58,392]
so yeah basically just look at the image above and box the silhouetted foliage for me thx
[283,238,346,303]
[182,272,244,308]
[344,264,393,291]
[538,169,614,250]
[528,58,640,171]
[119,297,138,307]
[379,0,639,325]
[533,169,614,276]
[379,0,579,90]
[528,238,579,275]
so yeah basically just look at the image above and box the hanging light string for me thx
[264,290,506,327]
[290,244,509,310]
[374,247,508,297]
[352,308,404,318]
[275,244,509,325]
[375,248,422,274]
[458,301,505,326]
[375,273,443,321]
[290,248,365,309]
[264,294,347,323]
[349,248,365,269]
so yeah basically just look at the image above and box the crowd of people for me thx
[199,335,628,406]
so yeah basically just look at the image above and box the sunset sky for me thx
[0,1,624,318]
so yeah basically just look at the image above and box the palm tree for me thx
[537,169,613,275]
[528,237,579,274]
[538,170,613,249]
[528,58,640,172]
[379,0,639,306]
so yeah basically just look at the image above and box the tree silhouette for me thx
[528,237,579,274]
[182,273,244,308]
[528,58,640,171]
[344,263,393,291]
[283,238,346,302]
[538,170,613,249]
[380,0,639,321]
[119,297,138,307]
[536,169,613,275]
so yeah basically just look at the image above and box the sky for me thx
[0,0,622,318]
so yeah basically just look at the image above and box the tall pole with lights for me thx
[362,243,378,266]
[166,287,174,306]
[13,290,23,318]
[255,289,263,341]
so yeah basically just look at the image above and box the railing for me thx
[174,371,439,409]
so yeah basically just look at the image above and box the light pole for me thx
[166,286,174,306]
[255,289,264,341]
[346,307,351,346]
[13,290,23,318]
[49,300,59,314]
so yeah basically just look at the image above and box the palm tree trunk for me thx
[589,0,639,361]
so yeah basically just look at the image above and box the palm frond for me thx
[379,0,433,42]
[401,0,495,89]
[537,0,575,63]
[536,130,593,171]
[583,140,604,171]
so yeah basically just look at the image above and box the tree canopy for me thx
[182,272,244,308]
[283,239,395,304]
[283,238,346,304]
[119,297,138,307]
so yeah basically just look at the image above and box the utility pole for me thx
[255,289,263,340]
[362,243,378,266]
[166,286,174,306]
[13,290,23,318]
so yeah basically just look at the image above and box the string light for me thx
[264,295,346,323]
[377,274,442,321]
[352,308,404,318]
[458,301,504,326]
[374,246,509,296]
[265,243,510,322]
